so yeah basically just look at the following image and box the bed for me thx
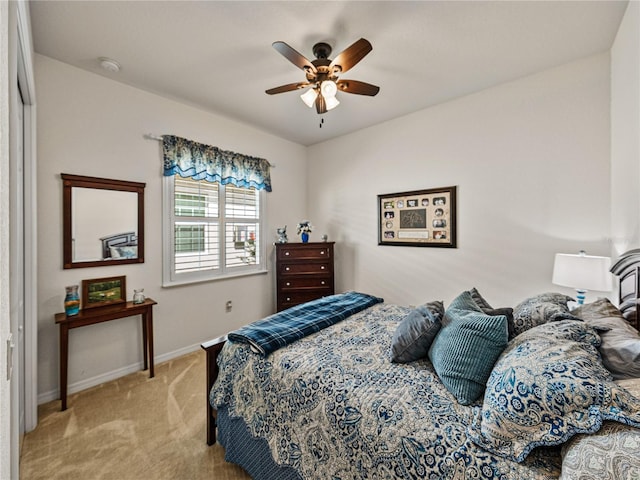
[202,251,640,479]
[99,231,138,259]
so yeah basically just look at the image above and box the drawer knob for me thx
[286,282,290,286]
[286,297,291,301]
[321,281,325,285]
[321,266,325,270]
[320,251,325,254]
[285,267,290,271]
[285,252,290,256]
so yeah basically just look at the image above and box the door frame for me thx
[15,0,37,435]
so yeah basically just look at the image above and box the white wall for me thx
[35,54,307,401]
[611,0,640,257]
[308,54,612,308]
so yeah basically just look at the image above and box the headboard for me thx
[611,248,640,330]
[100,231,138,259]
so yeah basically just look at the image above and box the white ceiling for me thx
[29,1,628,146]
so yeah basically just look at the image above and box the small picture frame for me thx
[82,275,127,309]
[378,186,457,248]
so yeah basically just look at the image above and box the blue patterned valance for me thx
[162,135,272,192]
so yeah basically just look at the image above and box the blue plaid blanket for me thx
[228,292,384,356]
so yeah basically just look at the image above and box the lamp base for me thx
[575,289,587,305]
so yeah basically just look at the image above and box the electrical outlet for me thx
[225,300,232,312]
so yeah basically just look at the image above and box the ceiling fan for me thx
[265,38,380,114]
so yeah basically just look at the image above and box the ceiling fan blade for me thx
[315,94,327,114]
[336,80,380,96]
[329,38,372,74]
[265,82,312,95]
[272,41,317,74]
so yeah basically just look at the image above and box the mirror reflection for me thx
[62,173,145,269]
[72,188,138,262]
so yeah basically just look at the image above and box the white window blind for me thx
[163,177,265,286]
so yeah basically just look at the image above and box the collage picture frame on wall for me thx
[378,186,457,248]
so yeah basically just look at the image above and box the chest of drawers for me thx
[275,242,335,312]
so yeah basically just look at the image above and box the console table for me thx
[54,298,157,411]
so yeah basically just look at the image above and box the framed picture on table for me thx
[81,275,126,309]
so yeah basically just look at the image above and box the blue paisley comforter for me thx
[211,303,562,479]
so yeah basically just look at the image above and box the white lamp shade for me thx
[321,80,338,98]
[300,88,317,108]
[552,252,612,292]
[325,95,340,111]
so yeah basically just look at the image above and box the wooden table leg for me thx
[147,309,154,378]
[141,312,148,372]
[60,324,69,411]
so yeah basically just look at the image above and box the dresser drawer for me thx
[277,245,332,261]
[279,262,331,276]
[279,277,332,290]
[279,290,333,309]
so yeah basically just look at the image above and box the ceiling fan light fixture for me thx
[321,80,338,99]
[325,95,340,111]
[268,38,378,115]
[300,88,317,108]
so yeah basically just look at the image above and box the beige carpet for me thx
[20,350,251,480]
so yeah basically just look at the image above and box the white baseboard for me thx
[37,343,203,405]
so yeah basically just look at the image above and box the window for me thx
[163,176,266,286]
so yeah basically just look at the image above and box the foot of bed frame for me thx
[201,335,228,446]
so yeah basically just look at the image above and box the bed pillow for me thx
[512,292,580,337]
[572,297,625,322]
[391,300,444,363]
[572,298,640,379]
[469,288,515,339]
[109,245,137,259]
[428,291,508,405]
[468,320,640,463]
[560,422,640,480]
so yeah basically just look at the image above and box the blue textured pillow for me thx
[391,300,444,363]
[468,320,640,463]
[468,288,516,339]
[428,291,509,405]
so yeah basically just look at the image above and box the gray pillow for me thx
[391,301,444,363]
[573,298,640,379]
[428,291,508,405]
[468,288,515,339]
[512,292,580,337]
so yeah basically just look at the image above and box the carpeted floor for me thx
[20,350,251,480]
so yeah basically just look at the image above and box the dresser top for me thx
[275,242,335,247]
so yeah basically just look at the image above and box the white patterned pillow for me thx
[512,292,580,337]
[561,377,640,479]
[468,320,640,463]
[560,422,640,480]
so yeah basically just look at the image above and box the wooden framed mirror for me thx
[62,173,145,269]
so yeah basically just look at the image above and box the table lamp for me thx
[551,250,612,304]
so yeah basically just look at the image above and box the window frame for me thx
[162,175,267,287]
